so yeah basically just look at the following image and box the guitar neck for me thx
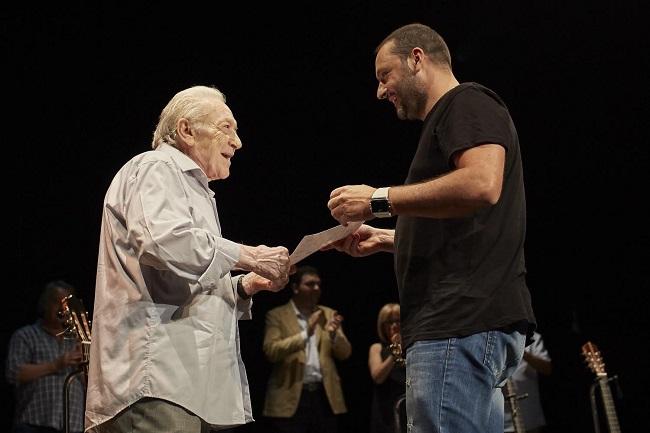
[505,379,526,433]
[598,376,621,433]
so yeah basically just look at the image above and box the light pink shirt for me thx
[85,144,253,431]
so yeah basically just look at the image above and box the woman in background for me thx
[368,303,406,433]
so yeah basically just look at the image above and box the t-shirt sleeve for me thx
[437,88,513,168]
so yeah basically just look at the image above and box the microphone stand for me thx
[63,361,88,433]
[393,394,406,433]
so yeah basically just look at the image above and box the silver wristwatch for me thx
[370,187,392,218]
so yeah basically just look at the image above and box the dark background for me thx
[5,1,648,432]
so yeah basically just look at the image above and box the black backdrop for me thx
[5,2,648,432]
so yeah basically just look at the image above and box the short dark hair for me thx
[37,280,75,317]
[376,23,451,68]
[290,265,320,288]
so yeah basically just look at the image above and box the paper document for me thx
[290,222,363,264]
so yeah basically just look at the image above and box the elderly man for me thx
[85,86,291,433]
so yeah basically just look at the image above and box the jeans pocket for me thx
[483,330,525,386]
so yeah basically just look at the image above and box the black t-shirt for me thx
[394,82,536,350]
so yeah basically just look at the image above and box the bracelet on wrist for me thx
[237,277,251,300]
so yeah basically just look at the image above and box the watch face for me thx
[371,198,390,215]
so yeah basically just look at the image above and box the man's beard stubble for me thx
[395,73,427,121]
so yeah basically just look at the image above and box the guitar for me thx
[59,294,92,373]
[58,294,92,433]
[581,341,621,433]
[504,378,526,433]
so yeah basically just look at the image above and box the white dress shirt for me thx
[504,331,551,431]
[85,144,253,431]
[289,301,323,384]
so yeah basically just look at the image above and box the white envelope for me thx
[289,222,363,264]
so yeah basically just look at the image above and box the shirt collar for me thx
[290,299,302,317]
[157,144,213,195]
[290,300,320,320]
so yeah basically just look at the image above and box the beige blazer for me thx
[262,302,352,417]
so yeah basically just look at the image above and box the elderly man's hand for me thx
[251,245,291,280]
[241,271,289,296]
[237,245,290,281]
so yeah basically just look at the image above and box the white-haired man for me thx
[85,86,291,432]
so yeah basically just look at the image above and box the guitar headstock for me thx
[59,294,92,347]
[581,341,607,377]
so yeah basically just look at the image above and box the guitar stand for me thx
[504,390,529,401]
[393,394,407,433]
[589,375,620,433]
[63,362,88,433]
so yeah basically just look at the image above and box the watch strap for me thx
[237,276,251,300]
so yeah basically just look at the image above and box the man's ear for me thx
[408,47,424,71]
[176,118,194,147]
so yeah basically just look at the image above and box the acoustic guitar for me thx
[581,341,621,433]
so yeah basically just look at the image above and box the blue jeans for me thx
[405,328,525,433]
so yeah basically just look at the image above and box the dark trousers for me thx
[267,383,337,433]
[90,398,210,433]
